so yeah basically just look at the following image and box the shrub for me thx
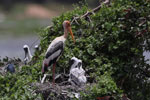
[0,0,150,99]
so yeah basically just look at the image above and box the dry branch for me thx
[71,0,111,24]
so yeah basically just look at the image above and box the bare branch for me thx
[71,0,111,24]
[81,0,110,18]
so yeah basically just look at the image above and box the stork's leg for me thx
[52,62,56,87]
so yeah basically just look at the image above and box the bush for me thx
[39,0,150,99]
[0,0,150,99]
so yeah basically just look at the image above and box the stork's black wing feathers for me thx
[45,41,64,59]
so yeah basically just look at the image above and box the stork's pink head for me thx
[63,20,75,44]
[63,20,71,28]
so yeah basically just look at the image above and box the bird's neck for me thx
[27,49,32,59]
[63,27,68,39]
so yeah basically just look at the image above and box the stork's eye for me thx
[78,62,82,67]
[66,21,71,27]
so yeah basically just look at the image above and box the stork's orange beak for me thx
[68,27,75,44]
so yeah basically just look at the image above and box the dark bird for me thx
[6,64,15,73]
[42,20,75,86]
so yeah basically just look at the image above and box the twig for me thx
[58,81,71,86]
[139,20,146,27]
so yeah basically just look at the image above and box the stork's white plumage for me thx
[23,45,32,64]
[42,20,75,86]
[69,57,87,86]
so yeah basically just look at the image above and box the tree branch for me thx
[71,0,111,24]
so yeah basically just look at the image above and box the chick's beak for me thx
[68,27,75,44]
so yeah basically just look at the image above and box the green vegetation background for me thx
[0,0,150,99]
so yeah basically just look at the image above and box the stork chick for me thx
[69,57,87,87]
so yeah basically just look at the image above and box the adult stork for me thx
[42,20,75,86]
[23,44,33,65]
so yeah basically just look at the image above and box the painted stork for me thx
[69,57,87,86]
[23,44,33,64]
[42,20,75,86]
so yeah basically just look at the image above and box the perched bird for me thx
[6,64,15,73]
[42,20,75,86]
[23,45,33,64]
[34,44,40,51]
[69,57,87,86]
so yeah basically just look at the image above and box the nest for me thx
[31,73,90,100]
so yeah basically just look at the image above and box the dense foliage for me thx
[0,0,150,99]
